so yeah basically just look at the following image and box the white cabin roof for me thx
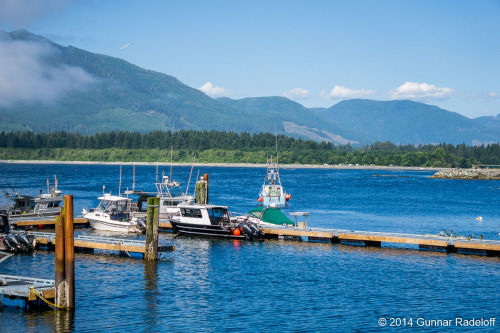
[98,195,131,202]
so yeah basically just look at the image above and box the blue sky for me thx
[1,0,499,118]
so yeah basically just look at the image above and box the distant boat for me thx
[257,155,291,207]
[0,176,62,220]
[125,173,195,222]
[83,194,142,233]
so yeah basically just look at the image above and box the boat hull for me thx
[86,217,139,233]
[170,221,245,239]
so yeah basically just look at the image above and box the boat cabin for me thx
[94,195,131,221]
[177,204,231,226]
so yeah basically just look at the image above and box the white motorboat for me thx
[83,194,141,233]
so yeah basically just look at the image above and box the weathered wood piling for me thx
[145,197,160,260]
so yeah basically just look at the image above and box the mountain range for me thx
[0,29,498,146]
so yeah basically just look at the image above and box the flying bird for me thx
[120,42,133,50]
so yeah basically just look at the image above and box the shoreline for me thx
[0,159,442,171]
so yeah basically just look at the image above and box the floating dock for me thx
[261,226,500,256]
[13,217,89,229]
[12,219,500,257]
[0,275,55,310]
[31,232,175,258]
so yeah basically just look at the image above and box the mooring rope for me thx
[29,286,71,310]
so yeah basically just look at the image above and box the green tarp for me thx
[248,207,294,226]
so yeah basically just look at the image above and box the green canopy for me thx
[248,207,294,226]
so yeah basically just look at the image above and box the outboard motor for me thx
[16,231,32,249]
[3,236,13,252]
[6,233,20,251]
[238,222,263,241]
[136,218,147,234]
[247,222,264,239]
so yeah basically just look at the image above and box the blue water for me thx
[1,163,499,332]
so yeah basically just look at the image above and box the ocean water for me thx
[0,163,499,332]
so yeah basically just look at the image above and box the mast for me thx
[118,165,122,196]
[186,154,196,195]
[132,165,135,192]
[170,145,173,184]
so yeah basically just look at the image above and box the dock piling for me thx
[64,195,75,308]
[145,197,160,260]
[54,195,75,308]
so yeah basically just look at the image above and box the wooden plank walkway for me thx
[262,226,500,256]
[163,221,499,256]
[30,232,175,256]
[14,217,89,228]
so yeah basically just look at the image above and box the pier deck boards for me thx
[30,232,175,255]
[14,217,89,228]
[262,226,500,256]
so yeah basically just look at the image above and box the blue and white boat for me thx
[257,156,291,207]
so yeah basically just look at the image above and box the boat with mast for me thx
[257,129,291,207]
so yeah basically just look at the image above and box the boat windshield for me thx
[208,207,229,224]
[97,200,129,213]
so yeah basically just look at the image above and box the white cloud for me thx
[489,91,499,99]
[389,82,455,101]
[198,82,232,98]
[283,88,310,100]
[320,85,375,99]
[0,37,97,107]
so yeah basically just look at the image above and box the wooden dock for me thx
[13,217,89,229]
[31,232,175,258]
[159,221,499,256]
[0,275,55,309]
[261,227,500,256]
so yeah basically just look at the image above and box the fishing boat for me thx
[82,194,142,233]
[126,174,194,222]
[0,176,62,220]
[169,203,263,240]
[257,155,291,207]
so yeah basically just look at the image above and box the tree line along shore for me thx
[0,130,499,168]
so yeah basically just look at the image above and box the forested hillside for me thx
[1,130,498,168]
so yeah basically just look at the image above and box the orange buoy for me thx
[258,197,263,202]
[285,194,292,201]
[233,228,241,236]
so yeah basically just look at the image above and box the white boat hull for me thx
[85,214,140,233]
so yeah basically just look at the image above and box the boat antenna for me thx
[156,162,159,183]
[132,165,135,192]
[193,169,200,197]
[46,178,49,194]
[54,175,58,192]
[186,154,196,195]
[119,165,122,196]
[274,121,280,173]
[170,145,173,183]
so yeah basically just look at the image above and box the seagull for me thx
[120,42,133,50]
